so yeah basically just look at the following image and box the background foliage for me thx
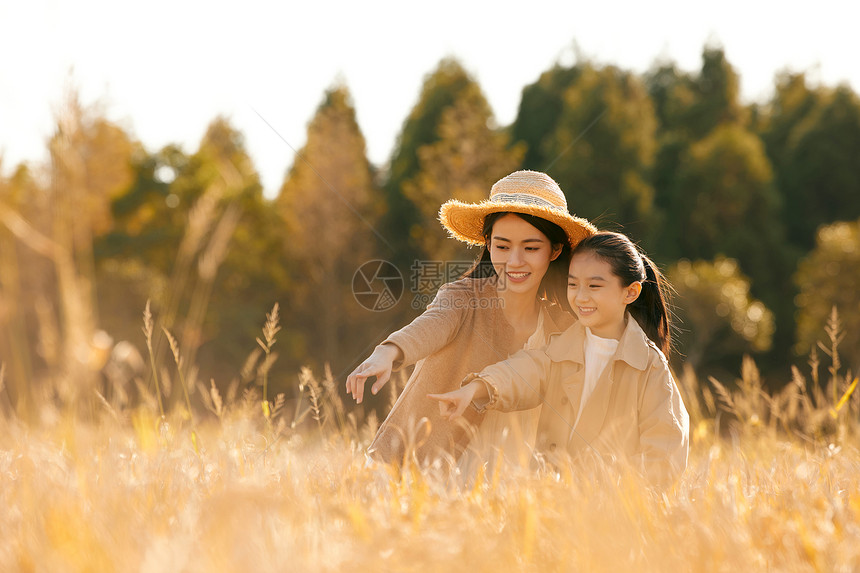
[2,45,860,418]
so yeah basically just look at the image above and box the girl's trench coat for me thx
[469,316,690,486]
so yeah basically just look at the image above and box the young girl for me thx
[345,170,596,467]
[430,231,690,486]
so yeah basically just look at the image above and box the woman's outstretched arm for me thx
[345,343,403,404]
[346,281,473,403]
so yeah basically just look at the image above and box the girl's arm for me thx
[346,282,471,403]
[636,363,691,487]
[428,380,487,420]
[428,347,552,418]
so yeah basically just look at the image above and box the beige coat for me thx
[367,276,573,465]
[471,316,690,486]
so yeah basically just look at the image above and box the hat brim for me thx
[439,199,596,248]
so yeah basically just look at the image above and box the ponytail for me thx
[628,253,672,355]
[572,232,673,356]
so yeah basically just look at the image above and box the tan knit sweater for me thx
[367,276,573,465]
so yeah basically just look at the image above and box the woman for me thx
[345,170,595,466]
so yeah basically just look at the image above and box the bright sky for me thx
[1,0,857,198]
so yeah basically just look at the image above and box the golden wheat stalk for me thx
[708,376,737,416]
[162,326,199,453]
[305,370,323,429]
[162,327,192,417]
[256,303,281,421]
[142,300,165,418]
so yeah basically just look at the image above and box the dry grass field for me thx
[2,323,858,572]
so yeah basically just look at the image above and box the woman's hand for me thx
[428,382,484,420]
[345,344,402,404]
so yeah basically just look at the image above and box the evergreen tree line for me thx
[1,46,859,416]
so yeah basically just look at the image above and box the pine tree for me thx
[510,64,584,170]
[673,124,782,271]
[671,124,792,363]
[685,46,746,139]
[648,48,748,257]
[776,85,860,249]
[646,48,798,378]
[196,118,292,382]
[382,58,476,272]
[403,81,523,262]
[540,64,658,244]
[277,84,384,375]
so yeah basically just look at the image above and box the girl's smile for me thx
[567,251,641,340]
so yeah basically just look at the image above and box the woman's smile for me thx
[505,270,531,283]
[489,214,560,295]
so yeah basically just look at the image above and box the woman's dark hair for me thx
[572,231,673,355]
[462,211,571,307]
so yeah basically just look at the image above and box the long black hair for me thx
[571,231,673,355]
[462,211,571,307]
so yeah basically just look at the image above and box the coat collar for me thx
[546,321,586,364]
[545,314,651,370]
[612,316,652,371]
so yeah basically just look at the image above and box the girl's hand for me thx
[428,382,481,420]
[345,344,402,404]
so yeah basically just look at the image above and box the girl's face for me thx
[489,213,562,296]
[567,251,642,340]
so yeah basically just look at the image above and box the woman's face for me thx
[489,213,562,296]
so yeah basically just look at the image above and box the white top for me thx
[576,327,619,426]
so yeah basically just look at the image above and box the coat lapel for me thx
[545,321,585,363]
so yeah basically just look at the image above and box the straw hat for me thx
[439,170,596,247]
